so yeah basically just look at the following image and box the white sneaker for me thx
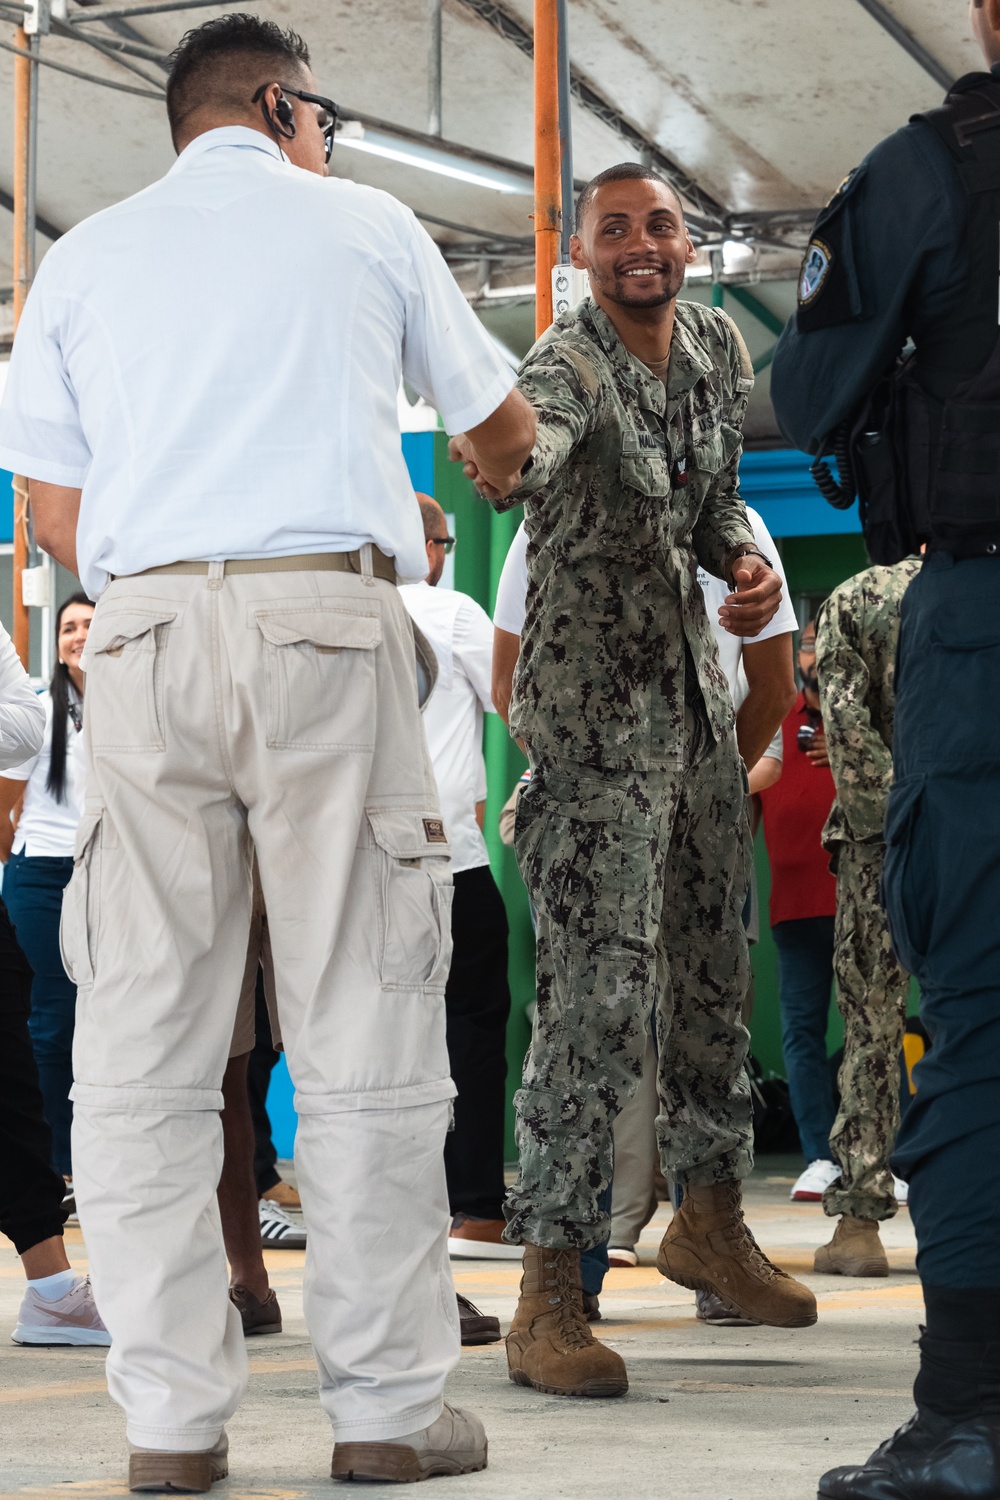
[259,1198,306,1249]
[791,1159,841,1202]
[893,1175,909,1205]
[12,1275,111,1346]
[331,1402,487,1482]
[608,1246,638,1268]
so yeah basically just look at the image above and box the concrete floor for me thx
[0,1157,921,1500]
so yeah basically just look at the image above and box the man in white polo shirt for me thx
[400,496,515,1278]
[0,15,534,1493]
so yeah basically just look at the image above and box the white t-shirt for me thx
[4,689,84,857]
[400,583,495,875]
[494,505,796,757]
[0,128,515,599]
[0,621,45,771]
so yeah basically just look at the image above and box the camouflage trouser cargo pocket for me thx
[514,769,627,942]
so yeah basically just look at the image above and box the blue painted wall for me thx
[1,470,13,545]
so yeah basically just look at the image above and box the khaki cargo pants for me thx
[63,555,459,1451]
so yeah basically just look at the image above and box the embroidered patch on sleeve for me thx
[799,239,833,306]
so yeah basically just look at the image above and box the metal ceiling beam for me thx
[451,0,728,231]
[0,185,62,240]
[854,0,954,92]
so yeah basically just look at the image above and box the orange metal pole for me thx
[533,0,560,337]
[11,23,33,668]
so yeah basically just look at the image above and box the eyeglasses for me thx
[430,536,456,554]
[252,83,339,164]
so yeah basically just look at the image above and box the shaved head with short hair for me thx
[575,162,684,233]
[166,13,311,149]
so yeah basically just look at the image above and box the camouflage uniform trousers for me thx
[823,839,910,1223]
[504,703,754,1252]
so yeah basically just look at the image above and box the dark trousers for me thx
[3,852,76,1177]
[772,915,837,1162]
[444,863,511,1221]
[246,969,281,1197]
[886,552,1000,1288]
[0,896,67,1254]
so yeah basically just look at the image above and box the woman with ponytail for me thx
[0,594,94,1192]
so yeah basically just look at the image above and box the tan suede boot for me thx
[506,1244,628,1398]
[814,1214,890,1277]
[656,1181,817,1328]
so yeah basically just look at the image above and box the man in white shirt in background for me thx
[400,497,516,1337]
[0,14,534,1492]
[491,505,797,1314]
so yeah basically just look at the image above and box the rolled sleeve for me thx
[499,348,595,512]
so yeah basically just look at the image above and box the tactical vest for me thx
[815,73,1000,562]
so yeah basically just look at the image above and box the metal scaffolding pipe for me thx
[555,0,572,263]
[427,0,442,136]
[11,23,35,668]
[533,0,559,335]
[69,0,224,23]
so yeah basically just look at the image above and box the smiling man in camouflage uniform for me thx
[814,556,922,1278]
[451,163,817,1400]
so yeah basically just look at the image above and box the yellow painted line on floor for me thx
[0,1377,108,1404]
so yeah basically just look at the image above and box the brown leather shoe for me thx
[457,1293,501,1345]
[814,1214,890,1277]
[506,1244,628,1398]
[230,1283,282,1336]
[657,1181,817,1328]
[129,1431,228,1492]
[261,1178,301,1210]
[448,1214,521,1260]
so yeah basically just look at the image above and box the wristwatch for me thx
[726,544,773,588]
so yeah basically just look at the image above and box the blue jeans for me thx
[772,916,837,1163]
[3,852,76,1178]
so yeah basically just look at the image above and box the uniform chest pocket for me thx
[691,421,742,476]
[620,451,671,498]
[84,608,179,753]
[253,606,382,750]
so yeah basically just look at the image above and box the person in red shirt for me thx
[759,621,839,1202]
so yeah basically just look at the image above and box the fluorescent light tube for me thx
[336,123,530,195]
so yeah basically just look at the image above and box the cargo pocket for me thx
[882,776,930,975]
[85,608,178,752]
[366,808,452,991]
[254,606,382,750]
[59,812,102,989]
[515,773,625,942]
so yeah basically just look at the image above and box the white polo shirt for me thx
[400,582,495,874]
[0,127,515,599]
[494,505,796,732]
[3,689,84,858]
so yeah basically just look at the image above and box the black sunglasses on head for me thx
[251,83,338,163]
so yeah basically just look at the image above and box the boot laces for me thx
[542,1256,592,1349]
[717,1186,778,1283]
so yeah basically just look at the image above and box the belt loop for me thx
[208,561,224,590]
[360,543,376,588]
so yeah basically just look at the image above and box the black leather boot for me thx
[818,1289,1000,1500]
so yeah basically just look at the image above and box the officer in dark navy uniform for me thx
[772,5,1000,1497]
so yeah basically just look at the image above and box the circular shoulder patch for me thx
[799,238,832,306]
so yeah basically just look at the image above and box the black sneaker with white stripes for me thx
[258,1197,306,1249]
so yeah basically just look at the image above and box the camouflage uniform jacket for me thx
[816,557,923,848]
[491,297,756,771]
